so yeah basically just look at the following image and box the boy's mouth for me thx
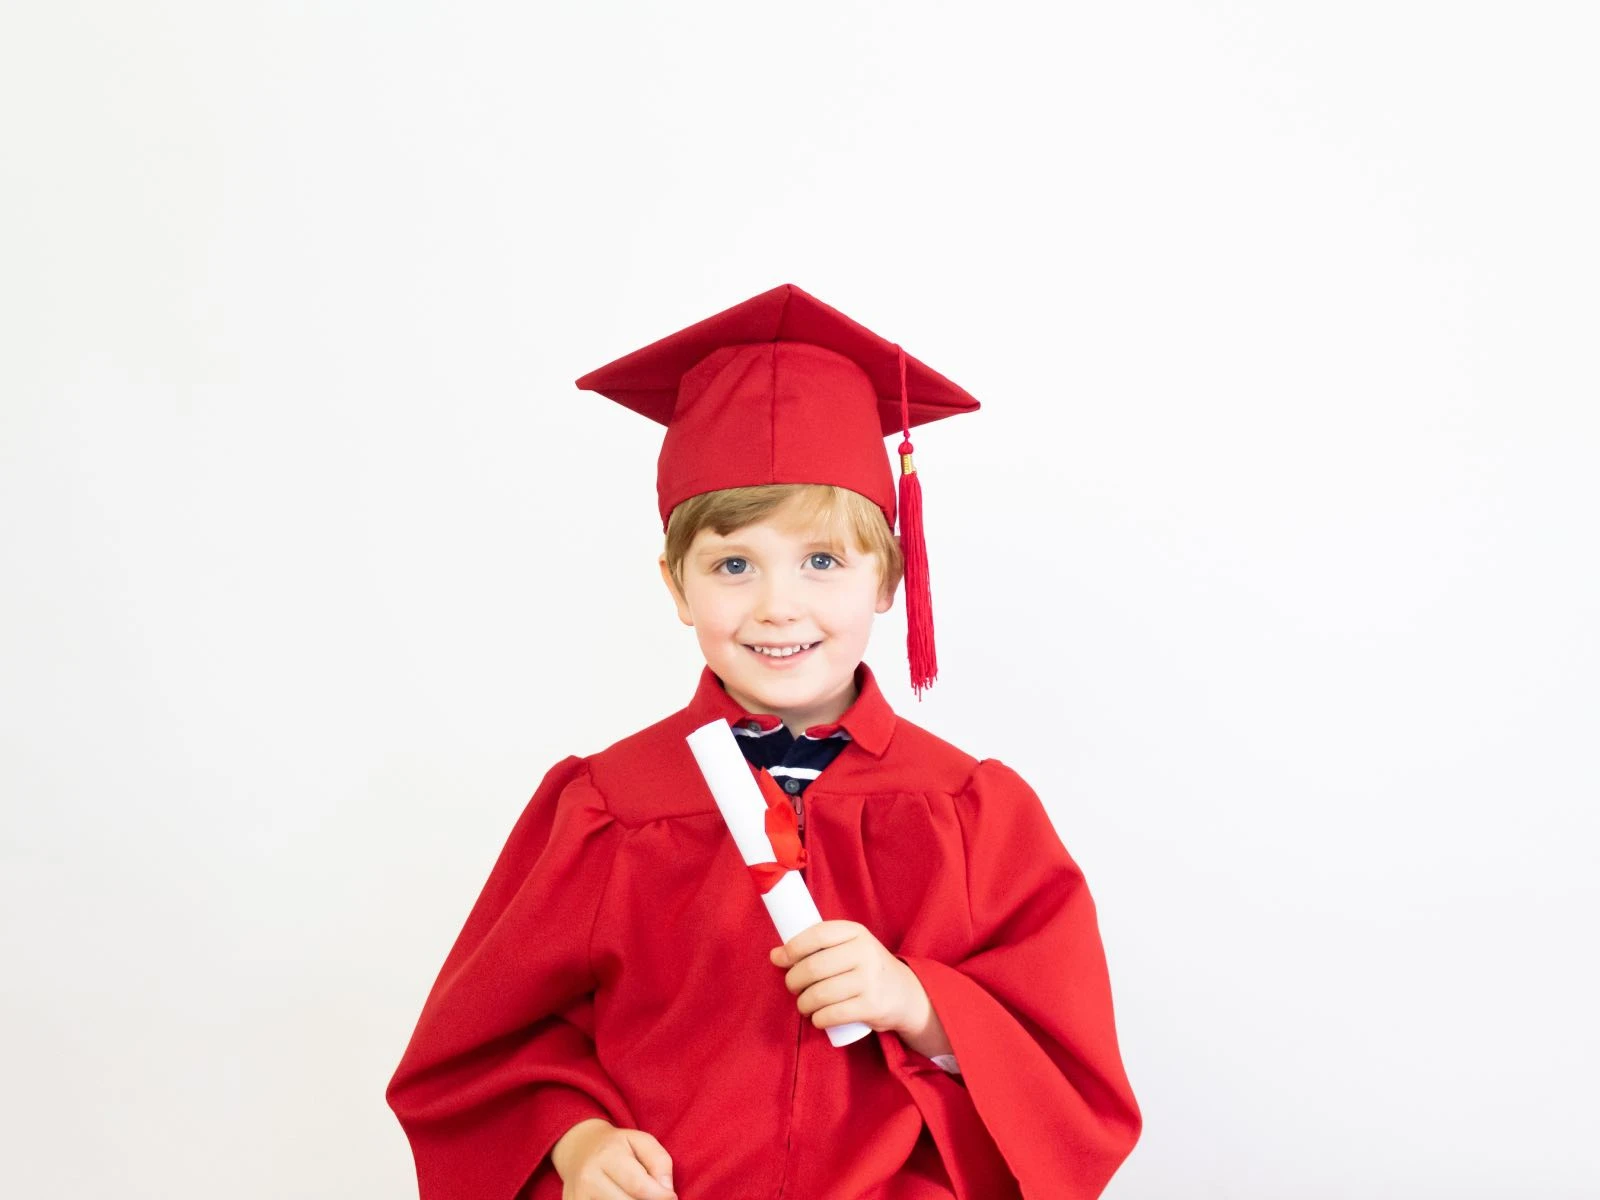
[744,639,821,662]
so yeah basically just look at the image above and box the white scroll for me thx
[685,719,872,1048]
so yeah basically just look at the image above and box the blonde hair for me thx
[664,484,903,598]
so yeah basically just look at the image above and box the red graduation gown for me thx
[386,662,1141,1199]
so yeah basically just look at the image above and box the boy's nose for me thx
[752,578,803,622]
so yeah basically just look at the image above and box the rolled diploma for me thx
[686,719,872,1048]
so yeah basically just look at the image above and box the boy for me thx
[385,284,1142,1199]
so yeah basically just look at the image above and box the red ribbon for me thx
[747,767,808,894]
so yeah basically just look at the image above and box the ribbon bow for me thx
[747,766,808,894]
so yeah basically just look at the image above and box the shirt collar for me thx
[684,660,897,758]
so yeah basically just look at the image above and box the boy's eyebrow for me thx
[696,537,848,559]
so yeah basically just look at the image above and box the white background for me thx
[2,3,1596,1197]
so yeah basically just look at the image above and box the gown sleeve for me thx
[881,758,1142,1198]
[385,756,637,1200]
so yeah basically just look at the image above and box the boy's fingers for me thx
[586,1168,637,1200]
[619,1128,676,1199]
[608,1157,676,1200]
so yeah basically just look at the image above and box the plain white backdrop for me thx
[2,3,1596,1197]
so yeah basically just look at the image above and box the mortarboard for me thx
[574,282,980,696]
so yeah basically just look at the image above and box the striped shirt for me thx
[728,711,851,842]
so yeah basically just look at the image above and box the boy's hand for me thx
[768,920,927,1036]
[550,1118,677,1200]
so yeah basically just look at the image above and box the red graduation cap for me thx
[574,283,980,696]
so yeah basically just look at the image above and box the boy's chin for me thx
[718,654,857,702]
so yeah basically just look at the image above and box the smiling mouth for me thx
[744,640,821,659]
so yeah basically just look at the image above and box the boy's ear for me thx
[876,535,904,614]
[659,555,694,627]
[876,564,901,614]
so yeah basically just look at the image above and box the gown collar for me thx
[684,660,897,758]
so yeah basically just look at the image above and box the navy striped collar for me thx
[684,660,897,757]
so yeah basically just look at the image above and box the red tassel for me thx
[898,440,937,696]
[895,347,937,696]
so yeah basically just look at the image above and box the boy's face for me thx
[660,505,896,732]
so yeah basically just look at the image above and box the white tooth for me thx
[752,643,814,657]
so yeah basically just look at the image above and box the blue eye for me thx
[809,553,838,570]
[717,557,749,575]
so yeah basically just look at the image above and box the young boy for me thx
[385,285,1141,1199]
